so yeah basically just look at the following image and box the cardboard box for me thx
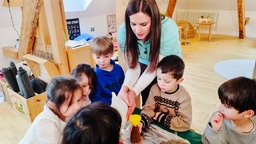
[8,89,46,122]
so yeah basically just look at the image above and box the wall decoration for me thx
[106,14,117,33]
[66,18,81,40]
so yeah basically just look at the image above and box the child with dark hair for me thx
[71,63,97,104]
[90,36,125,105]
[139,55,192,132]
[202,77,256,144]
[62,102,122,144]
[20,76,88,143]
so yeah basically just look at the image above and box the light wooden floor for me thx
[0,34,255,144]
[181,34,256,134]
[0,102,31,144]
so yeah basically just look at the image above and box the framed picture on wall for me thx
[106,14,117,33]
[66,18,81,40]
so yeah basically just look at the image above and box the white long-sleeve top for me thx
[19,105,66,144]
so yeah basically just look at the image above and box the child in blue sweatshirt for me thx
[90,36,124,105]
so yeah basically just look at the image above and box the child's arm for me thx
[201,112,225,144]
[153,90,192,132]
[140,86,157,130]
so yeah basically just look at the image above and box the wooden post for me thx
[43,0,69,75]
[38,5,51,50]
[166,0,177,18]
[18,0,43,61]
[2,0,23,7]
[237,0,245,39]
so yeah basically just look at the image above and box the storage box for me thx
[8,88,46,122]
[0,78,11,104]
[1,54,59,122]
[66,44,96,72]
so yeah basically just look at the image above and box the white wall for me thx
[64,0,115,37]
[1,0,256,68]
[0,2,21,68]
[174,0,256,37]
[0,26,20,68]
[65,13,112,37]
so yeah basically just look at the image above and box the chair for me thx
[176,20,196,39]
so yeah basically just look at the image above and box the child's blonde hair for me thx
[90,36,113,55]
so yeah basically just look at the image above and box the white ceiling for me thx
[63,0,92,12]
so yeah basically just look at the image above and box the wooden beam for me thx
[237,0,245,39]
[59,0,69,41]
[2,46,18,59]
[38,5,51,49]
[166,0,177,18]
[18,0,43,61]
[44,0,69,75]
[2,0,23,7]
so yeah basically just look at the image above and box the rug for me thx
[213,59,255,79]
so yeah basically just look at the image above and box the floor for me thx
[0,102,31,144]
[180,34,256,133]
[0,34,255,143]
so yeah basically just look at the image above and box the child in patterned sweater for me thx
[139,55,192,132]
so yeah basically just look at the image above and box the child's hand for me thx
[210,112,223,131]
[138,122,143,133]
[153,111,161,121]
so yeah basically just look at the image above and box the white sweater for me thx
[19,105,66,144]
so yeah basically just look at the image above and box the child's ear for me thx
[244,109,255,118]
[177,77,184,84]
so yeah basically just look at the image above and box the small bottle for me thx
[16,67,35,98]
[9,61,17,77]
[1,67,20,92]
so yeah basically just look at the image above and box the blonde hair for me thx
[90,36,113,55]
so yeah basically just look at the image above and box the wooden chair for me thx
[176,20,196,39]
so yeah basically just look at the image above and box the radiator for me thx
[175,9,218,26]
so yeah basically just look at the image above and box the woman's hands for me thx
[118,86,137,119]
[118,86,130,105]
[210,112,223,131]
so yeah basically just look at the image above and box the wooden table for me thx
[197,22,215,41]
